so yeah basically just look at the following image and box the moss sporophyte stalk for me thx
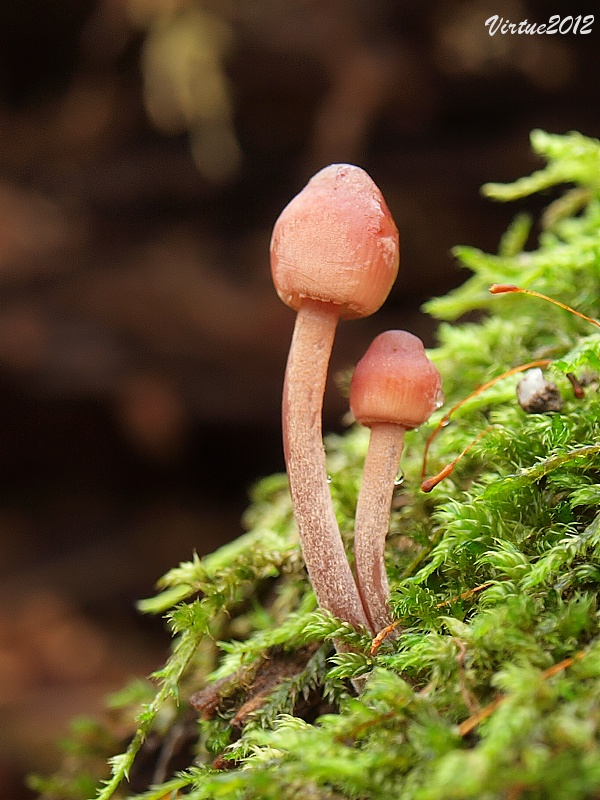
[32,130,600,800]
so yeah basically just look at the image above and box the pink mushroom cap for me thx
[270,164,399,320]
[350,330,444,430]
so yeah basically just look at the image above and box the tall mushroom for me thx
[350,330,443,632]
[270,164,399,631]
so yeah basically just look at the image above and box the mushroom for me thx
[350,330,443,632]
[270,164,399,631]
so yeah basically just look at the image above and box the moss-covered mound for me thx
[34,130,600,800]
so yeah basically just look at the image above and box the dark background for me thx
[0,1,599,795]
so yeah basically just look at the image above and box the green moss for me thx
[36,129,600,800]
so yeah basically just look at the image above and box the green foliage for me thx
[38,130,600,799]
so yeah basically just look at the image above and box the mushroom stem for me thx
[354,422,405,632]
[283,299,371,632]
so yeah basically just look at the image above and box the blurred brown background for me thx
[0,0,599,795]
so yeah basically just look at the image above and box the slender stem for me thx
[354,422,405,632]
[421,426,492,493]
[283,299,371,632]
[490,283,600,329]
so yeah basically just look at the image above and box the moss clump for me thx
[35,130,600,800]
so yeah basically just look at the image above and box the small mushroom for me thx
[350,330,443,632]
[270,164,399,631]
